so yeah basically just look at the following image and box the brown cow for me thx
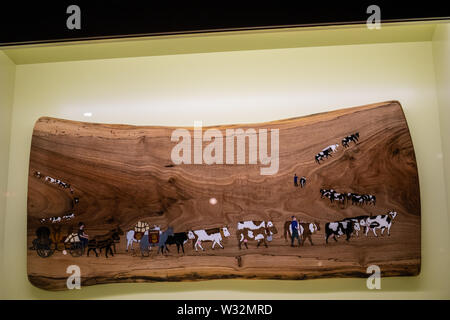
[237,223,278,249]
[188,226,231,251]
[283,221,320,246]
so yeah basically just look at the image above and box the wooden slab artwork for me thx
[27,101,420,290]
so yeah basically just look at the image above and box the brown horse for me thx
[88,226,124,258]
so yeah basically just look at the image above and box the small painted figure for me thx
[78,222,89,251]
[290,216,301,247]
[294,174,298,187]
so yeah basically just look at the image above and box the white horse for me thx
[126,225,160,252]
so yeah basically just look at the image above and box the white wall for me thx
[2,41,450,298]
[0,51,15,298]
[433,23,450,228]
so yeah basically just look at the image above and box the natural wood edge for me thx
[28,262,420,291]
[33,100,403,132]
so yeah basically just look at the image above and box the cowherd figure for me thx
[236,220,278,249]
[156,227,175,255]
[365,210,398,237]
[287,216,301,246]
[188,226,231,251]
[284,220,320,246]
[325,220,357,243]
[87,227,124,258]
[165,232,189,254]
[342,132,359,148]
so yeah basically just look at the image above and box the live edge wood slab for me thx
[27,101,420,290]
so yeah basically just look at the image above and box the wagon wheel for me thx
[70,243,84,257]
[36,244,54,258]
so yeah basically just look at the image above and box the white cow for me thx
[322,144,339,153]
[365,211,398,237]
[45,176,57,183]
[188,227,230,251]
[50,216,61,223]
[63,213,75,220]
[237,220,274,230]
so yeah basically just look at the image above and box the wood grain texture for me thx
[27,101,420,290]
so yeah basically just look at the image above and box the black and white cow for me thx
[325,220,357,243]
[332,192,346,204]
[342,132,360,148]
[300,176,306,188]
[364,195,376,205]
[347,193,376,206]
[365,211,398,237]
[320,189,332,198]
[315,148,332,164]
[62,213,75,220]
[320,189,345,205]
[342,215,369,237]
[50,216,62,223]
[320,188,334,199]
[322,144,339,154]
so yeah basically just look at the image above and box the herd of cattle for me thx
[315,132,359,164]
[320,189,376,206]
[34,130,400,259]
[123,131,398,255]
[35,171,79,224]
[34,171,74,193]
[124,211,398,255]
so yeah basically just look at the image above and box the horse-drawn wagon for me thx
[64,232,84,257]
[31,226,54,258]
[31,226,84,258]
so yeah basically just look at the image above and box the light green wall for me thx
[0,51,15,299]
[1,37,449,299]
[432,23,450,230]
